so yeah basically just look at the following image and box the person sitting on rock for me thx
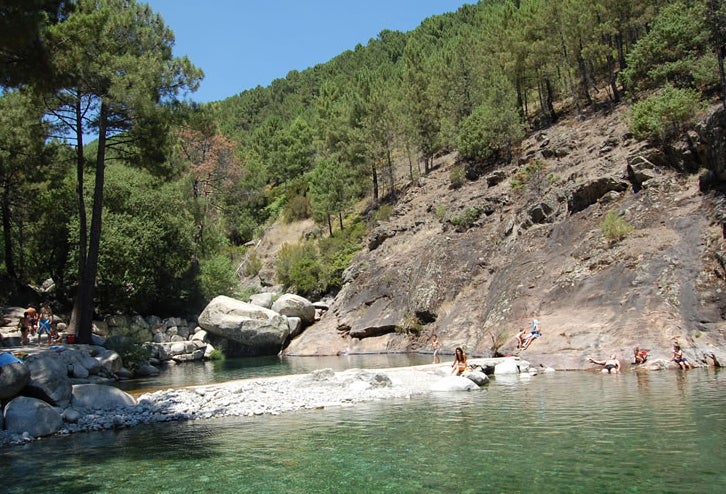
[672,343,693,370]
[521,318,541,350]
[588,354,621,373]
[451,346,468,376]
[633,346,648,365]
[515,327,527,349]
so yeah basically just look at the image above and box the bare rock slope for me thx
[281,105,726,369]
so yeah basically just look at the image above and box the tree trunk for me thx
[386,147,395,196]
[546,78,558,124]
[371,161,379,203]
[327,214,333,237]
[2,181,16,278]
[576,39,592,107]
[68,93,86,334]
[719,45,726,112]
[71,101,108,343]
[338,210,344,232]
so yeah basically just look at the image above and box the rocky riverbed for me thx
[0,357,525,449]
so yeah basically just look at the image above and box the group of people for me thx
[17,301,59,346]
[588,342,694,373]
[515,318,542,351]
[432,317,698,375]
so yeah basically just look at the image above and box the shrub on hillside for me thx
[449,165,466,189]
[630,85,705,143]
[601,209,634,244]
[275,218,366,298]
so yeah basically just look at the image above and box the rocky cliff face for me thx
[281,104,726,369]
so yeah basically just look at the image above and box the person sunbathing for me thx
[588,354,621,373]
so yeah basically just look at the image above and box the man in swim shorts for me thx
[588,354,621,373]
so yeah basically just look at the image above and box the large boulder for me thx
[22,351,72,406]
[58,347,102,379]
[494,358,520,375]
[430,375,480,392]
[71,383,136,410]
[4,395,62,437]
[94,348,123,374]
[249,292,274,309]
[198,295,290,356]
[106,314,153,342]
[0,353,30,400]
[271,294,316,325]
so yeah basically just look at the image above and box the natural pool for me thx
[1,364,723,493]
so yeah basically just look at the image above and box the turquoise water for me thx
[1,368,724,493]
[114,353,435,394]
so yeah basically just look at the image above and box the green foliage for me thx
[456,70,525,162]
[66,166,196,315]
[275,217,366,298]
[199,254,238,301]
[601,209,635,244]
[208,349,225,361]
[630,86,705,143]
[620,1,716,92]
[244,250,263,277]
[450,207,483,230]
[397,311,422,335]
[5,0,721,321]
[373,204,394,223]
[282,178,312,223]
[106,337,153,374]
[308,156,357,231]
[275,242,323,296]
[449,165,466,189]
[510,161,549,195]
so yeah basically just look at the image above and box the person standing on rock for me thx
[37,301,54,346]
[432,334,441,363]
[25,306,38,339]
[17,312,32,346]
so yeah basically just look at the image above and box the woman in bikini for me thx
[451,346,468,375]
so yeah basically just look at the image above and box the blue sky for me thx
[145,1,471,103]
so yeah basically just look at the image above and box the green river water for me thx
[0,360,723,493]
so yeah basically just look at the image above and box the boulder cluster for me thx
[0,292,329,447]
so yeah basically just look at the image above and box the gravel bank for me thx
[1,362,468,448]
